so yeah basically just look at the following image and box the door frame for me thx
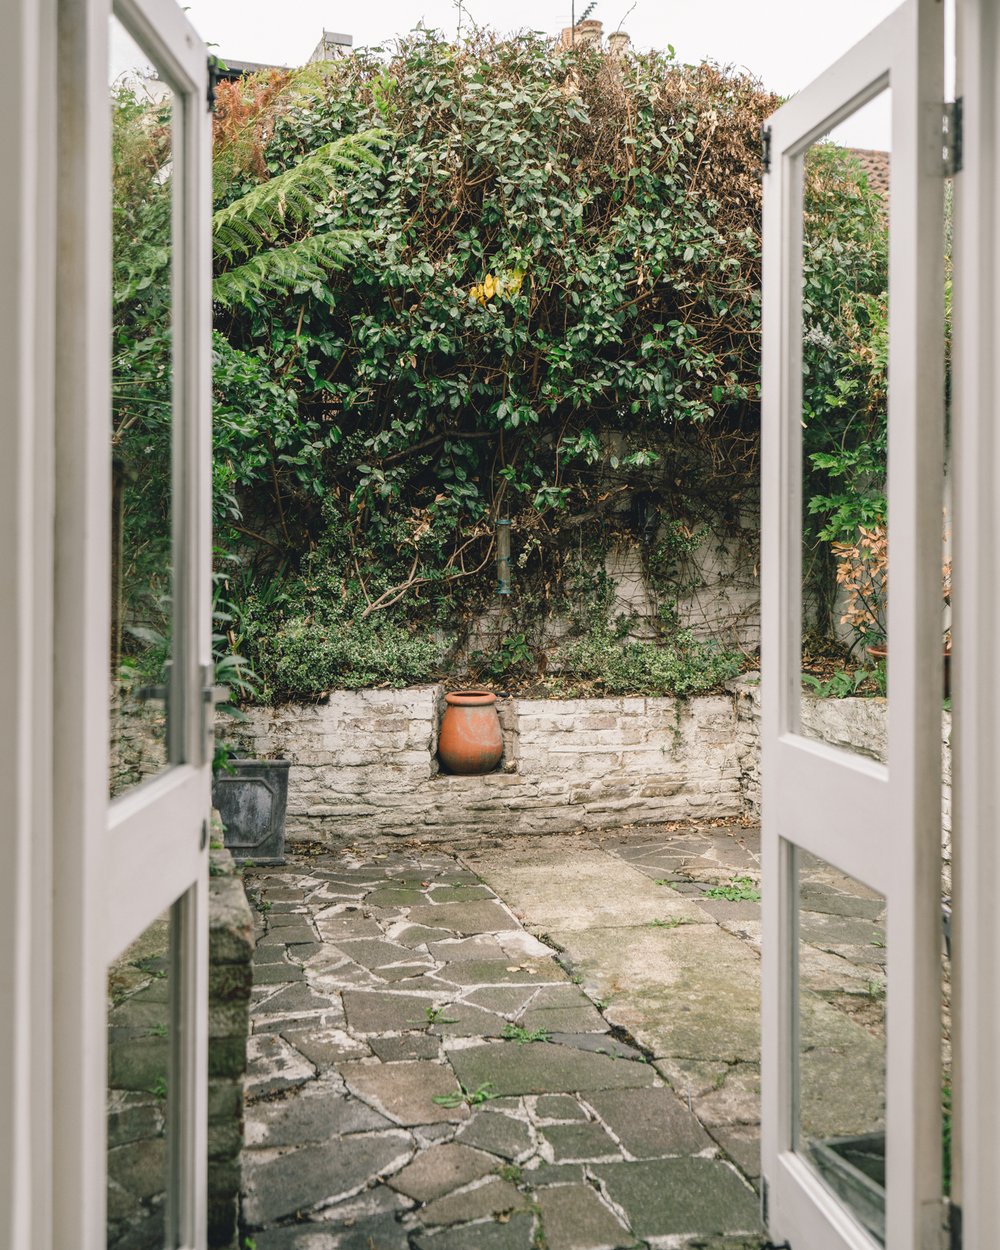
[761,1,946,1246]
[52,2,213,1248]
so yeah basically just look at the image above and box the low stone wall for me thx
[237,686,743,844]
[234,680,955,855]
[733,680,953,867]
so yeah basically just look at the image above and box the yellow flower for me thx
[483,273,497,299]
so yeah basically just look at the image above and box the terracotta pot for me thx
[437,690,503,775]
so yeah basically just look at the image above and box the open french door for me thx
[761,2,948,1248]
[53,1,213,1247]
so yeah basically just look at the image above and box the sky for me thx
[179,0,907,99]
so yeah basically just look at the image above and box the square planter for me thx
[212,759,290,865]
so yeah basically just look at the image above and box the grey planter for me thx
[212,759,290,865]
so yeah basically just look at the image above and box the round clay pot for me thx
[437,690,503,775]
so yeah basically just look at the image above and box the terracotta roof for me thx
[849,148,890,200]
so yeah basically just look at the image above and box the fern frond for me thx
[212,229,368,307]
[213,129,385,264]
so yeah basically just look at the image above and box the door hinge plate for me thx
[762,123,773,175]
[943,98,963,176]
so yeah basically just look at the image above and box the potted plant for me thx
[210,610,290,865]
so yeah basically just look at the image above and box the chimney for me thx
[308,30,353,62]
[559,19,604,51]
[607,31,630,56]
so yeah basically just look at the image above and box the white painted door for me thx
[53,1,212,1247]
[760,2,947,1248]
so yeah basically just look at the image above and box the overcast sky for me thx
[180,0,906,99]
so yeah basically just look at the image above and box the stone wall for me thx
[733,679,953,868]
[236,686,743,845]
[234,679,953,861]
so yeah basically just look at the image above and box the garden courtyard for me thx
[229,819,887,1249]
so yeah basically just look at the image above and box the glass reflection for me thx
[107,910,171,1250]
[797,851,887,1243]
[799,90,890,758]
[109,14,175,797]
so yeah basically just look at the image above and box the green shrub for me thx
[247,609,446,699]
[555,627,741,697]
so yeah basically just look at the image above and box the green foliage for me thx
[555,625,741,697]
[703,876,761,902]
[204,34,776,676]
[432,1082,498,1107]
[802,145,889,546]
[501,1023,552,1044]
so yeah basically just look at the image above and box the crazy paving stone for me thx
[245,1082,392,1148]
[428,935,507,962]
[435,960,564,988]
[405,901,517,936]
[546,1033,641,1060]
[584,1086,714,1158]
[390,924,457,949]
[411,1212,535,1250]
[516,1004,607,1033]
[533,1095,589,1122]
[363,887,430,907]
[315,916,384,941]
[329,939,427,970]
[253,983,339,1016]
[431,1003,507,1039]
[456,1110,534,1161]
[541,1121,621,1163]
[370,1033,442,1062]
[242,1131,413,1226]
[710,1123,761,1182]
[245,1033,316,1098]
[339,1060,470,1126]
[258,926,317,947]
[342,991,440,1034]
[420,1176,529,1226]
[521,1162,586,1187]
[281,1026,369,1068]
[534,1183,633,1250]
[462,987,541,1016]
[253,961,306,985]
[448,1043,656,1097]
[387,1142,497,1202]
[425,885,494,901]
[250,1215,409,1250]
[381,964,441,983]
[591,1158,760,1238]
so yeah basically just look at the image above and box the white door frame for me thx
[52,1,213,1248]
[761,2,946,1247]
[952,0,1000,1245]
[0,0,57,1246]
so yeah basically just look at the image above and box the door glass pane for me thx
[796,851,887,1244]
[799,90,891,759]
[107,910,172,1250]
[109,15,175,798]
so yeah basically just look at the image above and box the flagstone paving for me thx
[240,824,885,1249]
